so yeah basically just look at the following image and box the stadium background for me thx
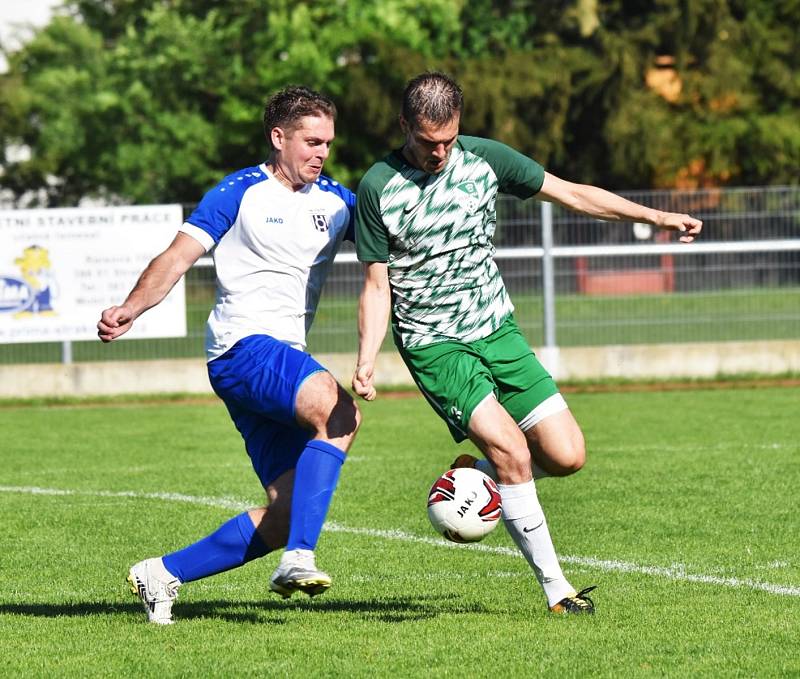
[1,2,798,398]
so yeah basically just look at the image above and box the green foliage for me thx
[0,0,798,205]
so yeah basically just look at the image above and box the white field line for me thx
[2,485,799,598]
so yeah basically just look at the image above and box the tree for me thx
[1,0,798,207]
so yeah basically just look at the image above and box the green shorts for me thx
[397,316,560,442]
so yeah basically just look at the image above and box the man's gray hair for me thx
[401,72,463,129]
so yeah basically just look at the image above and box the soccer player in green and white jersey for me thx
[352,71,702,614]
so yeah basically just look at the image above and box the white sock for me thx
[476,458,551,482]
[498,480,574,607]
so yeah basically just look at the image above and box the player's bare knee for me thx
[553,433,585,475]
[297,373,359,444]
[322,386,360,443]
[534,420,586,475]
[558,436,585,475]
[350,397,363,433]
[572,447,586,472]
[569,430,586,471]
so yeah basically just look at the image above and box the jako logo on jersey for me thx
[265,216,284,224]
[311,214,329,232]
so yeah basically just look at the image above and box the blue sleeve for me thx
[344,189,356,242]
[317,176,356,242]
[186,167,268,243]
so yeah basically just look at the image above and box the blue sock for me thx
[162,512,270,583]
[286,439,346,551]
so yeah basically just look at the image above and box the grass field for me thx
[1,386,799,676]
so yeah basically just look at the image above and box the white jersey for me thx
[179,163,355,360]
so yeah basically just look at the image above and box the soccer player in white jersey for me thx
[353,72,702,614]
[98,86,359,624]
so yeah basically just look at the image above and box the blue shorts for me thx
[207,334,326,487]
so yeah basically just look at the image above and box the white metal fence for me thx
[1,185,798,365]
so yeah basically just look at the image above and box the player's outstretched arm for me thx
[538,172,703,243]
[353,262,391,401]
[97,232,206,343]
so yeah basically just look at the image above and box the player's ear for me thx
[399,115,410,135]
[270,126,285,151]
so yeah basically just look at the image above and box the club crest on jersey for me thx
[456,181,480,213]
[310,213,329,232]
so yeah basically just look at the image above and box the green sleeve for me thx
[458,136,545,199]
[355,162,393,262]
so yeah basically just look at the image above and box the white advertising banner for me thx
[0,205,187,343]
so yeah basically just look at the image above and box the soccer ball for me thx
[427,467,502,543]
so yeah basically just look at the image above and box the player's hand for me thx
[352,363,377,401]
[97,305,134,342]
[655,212,703,243]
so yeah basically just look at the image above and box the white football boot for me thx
[269,549,331,599]
[127,558,181,624]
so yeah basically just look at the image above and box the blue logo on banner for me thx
[2,245,57,316]
[0,276,33,313]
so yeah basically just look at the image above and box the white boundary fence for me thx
[0,185,798,392]
[197,234,800,351]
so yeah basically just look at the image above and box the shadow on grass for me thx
[0,593,486,624]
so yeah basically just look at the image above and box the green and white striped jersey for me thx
[355,136,545,348]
